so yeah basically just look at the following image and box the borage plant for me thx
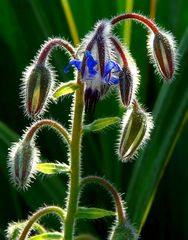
[7,13,177,240]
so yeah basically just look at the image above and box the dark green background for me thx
[0,0,188,239]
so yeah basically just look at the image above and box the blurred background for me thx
[0,0,188,239]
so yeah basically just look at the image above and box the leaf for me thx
[126,29,188,233]
[83,117,120,133]
[53,81,79,98]
[28,232,63,240]
[36,162,70,175]
[76,207,115,219]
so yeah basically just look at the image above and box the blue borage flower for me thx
[64,51,121,112]
[64,51,121,84]
[64,20,124,112]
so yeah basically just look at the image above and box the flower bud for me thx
[148,31,176,80]
[110,223,137,240]
[119,102,153,161]
[23,63,53,118]
[8,139,40,189]
[119,66,133,107]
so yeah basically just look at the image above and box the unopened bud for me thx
[110,222,138,240]
[8,139,40,189]
[119,67,133,107]
[23,63,53,118]
[119,102,153,161]
[148,31,176,80]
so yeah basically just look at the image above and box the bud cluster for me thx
[6,11,178,240]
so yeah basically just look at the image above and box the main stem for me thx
[64,76,84,240]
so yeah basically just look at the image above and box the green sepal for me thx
[28,232,64,240]
[36,162,70,175]
[53,81,79,98]
[76,207,115,219]
[83,117,120,133]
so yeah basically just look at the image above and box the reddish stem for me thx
[24,119,71,145]
[81,176,126,224]
[37,38,76,65]
[111,13,159,34]
[110,37,128,66]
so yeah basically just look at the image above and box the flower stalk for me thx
[19,206,65,240]
[81,176,126,225]
[64,74,85,239]
[111,13,159,34]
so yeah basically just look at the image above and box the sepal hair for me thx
[118,104,154,161]
[20,62,56,119]
[7,138,40,190]
[147,29,178,81]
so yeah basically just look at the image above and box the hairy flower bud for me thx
[8,139,40,189]
[22,63,54,118]
[119,66,133,107]
[119,102,153,161]
[148,31,177,80]
[110,223,137,240]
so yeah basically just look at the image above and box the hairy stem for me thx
[19,206,65,240]
[37,38,76,65]
[24,119,71,145]
[81,176,126,224]
[111,13,159,34]
[64,74,84,240]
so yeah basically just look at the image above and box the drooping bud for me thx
[119,66,133,107]
[8,138,40,190]
[22,63,54,118]
[119,102,153,161]
[148,31,177,80]
[110,222,138,240]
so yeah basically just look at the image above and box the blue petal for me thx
[64,60,82,73]
[104,60,121,77]
[85,51,98,75]
[108,77,119,85]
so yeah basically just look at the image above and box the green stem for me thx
[64,75,84,240]
[19,206,65,240]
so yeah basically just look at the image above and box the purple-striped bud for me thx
[8,139,40,190]
[119,66,133,107]
[22,63,53,118]
[119,102,153,161]
[148,31,177,80]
